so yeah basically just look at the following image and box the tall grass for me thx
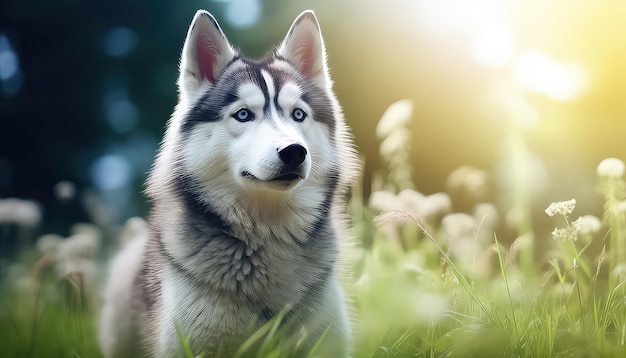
[2,100,626,357]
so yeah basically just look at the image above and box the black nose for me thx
[278,144,307,168]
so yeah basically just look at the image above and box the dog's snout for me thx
[278,144,307,167]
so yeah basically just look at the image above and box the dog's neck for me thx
[161,174,332,246]
[205,185,329,246]
[149,175,338,302]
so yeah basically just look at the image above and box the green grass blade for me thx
[494,235,519,343]
[256,308,288,358]
[305,325,332,358]
[175,323,196,358]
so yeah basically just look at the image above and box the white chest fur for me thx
[157,266,261,356]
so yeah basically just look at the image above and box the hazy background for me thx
[1,0,625,245]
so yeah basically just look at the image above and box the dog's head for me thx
[162,10,343,199]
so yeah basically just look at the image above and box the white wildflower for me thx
[70,222,101,240]
[551,225,580,241]
[395,190,450,220]
[375,99,413,139]
[57,223,101,262]
[368,188,451,238]
[446,166,488,198]
[573,215,601,235]
[473,203,498,228]
[442,213,476,240]
[56,226,101,288]
[397,189,425,217]
[397,188,425,205]
[0,198,42,226]
[597,157,625,178]
[551,227,571,241]
[369,190,400,213]
[379,128,410,156]
[36,234,63,255]
[545,198,576,217]
[420,193,452,218]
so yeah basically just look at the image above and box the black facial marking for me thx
[183,83,240,132]
[270,57,337,133]
[175,174,231,234]
[181,53,336,135]
[273,92,284,116]
[181,58,242,132]
[300,84,336,135]
[253,67,271,117]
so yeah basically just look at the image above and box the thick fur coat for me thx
[98,9,357,357]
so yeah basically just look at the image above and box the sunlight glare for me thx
[415,0,505,34]
[471,23,515,69]
[513,51,586,101]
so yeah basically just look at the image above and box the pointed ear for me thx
[278,10,330,88]
[179,10,236,95]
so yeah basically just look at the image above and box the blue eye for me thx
[233,108,253,122]
[292,108,306,122]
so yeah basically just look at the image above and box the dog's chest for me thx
[150,205,334,355]
[156,268,259,355]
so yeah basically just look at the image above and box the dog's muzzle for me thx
[240,143,308,186]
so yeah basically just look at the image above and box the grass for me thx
[2,100,626,357]
[0,254,102,357]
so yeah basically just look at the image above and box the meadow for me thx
[1,100,626,357]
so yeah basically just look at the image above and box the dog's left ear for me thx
[278,10,330,88]
[179,10,236,96]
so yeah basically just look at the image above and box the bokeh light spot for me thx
[0,49,18,80]
[0,34,22,97]
[54,180,77,201]
[225,0,262,29]
[90,155,132,190]
[102,87,139,133]
[105,99,139,133]
[103,27,138,57]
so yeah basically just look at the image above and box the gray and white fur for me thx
[98,9,357,358]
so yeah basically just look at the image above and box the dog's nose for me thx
[278,144,307,167]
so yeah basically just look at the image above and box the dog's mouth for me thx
[272,173,302,181]
[242,171,303,183]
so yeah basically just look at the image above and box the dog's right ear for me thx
[179,10,236,96]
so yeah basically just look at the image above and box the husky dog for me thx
[98,9,357,357]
